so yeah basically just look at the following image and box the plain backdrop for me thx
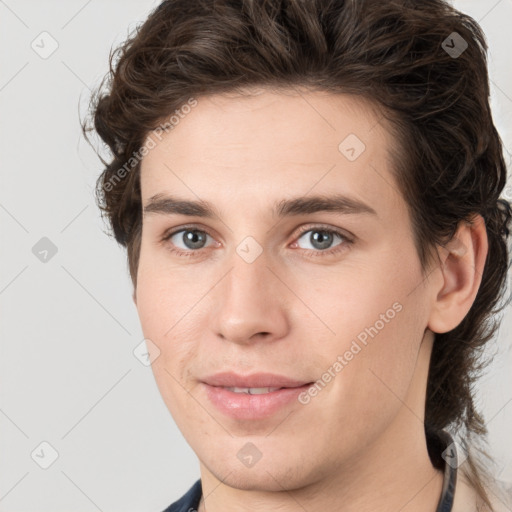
[0,1,511,511]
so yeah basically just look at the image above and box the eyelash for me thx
[161,224,353,258]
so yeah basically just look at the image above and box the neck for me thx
[198,330,444,512]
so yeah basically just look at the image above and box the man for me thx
[83,0,512,510]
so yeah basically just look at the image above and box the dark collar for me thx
[436,429,458,512]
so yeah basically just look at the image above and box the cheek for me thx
[135,241,198,337]
[135,258,187,381]
[135,264,200,425]
[308,296,424,452]
[307,251,426,394]
[135,273,195,362]
[297,255,414,345]
[134,247,215,394]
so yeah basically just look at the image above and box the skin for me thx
[134,88,488,512]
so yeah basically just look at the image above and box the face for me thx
[135,88,435,490]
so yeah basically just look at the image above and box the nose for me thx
[210,250,290,346]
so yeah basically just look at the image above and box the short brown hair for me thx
[82,0,512,506]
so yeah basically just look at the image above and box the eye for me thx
[293,226,351,254]
[163,227,216,256]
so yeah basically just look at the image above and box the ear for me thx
[427,214,488,334]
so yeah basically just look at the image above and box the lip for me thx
[200,372,314,420]
[201,372,311,388]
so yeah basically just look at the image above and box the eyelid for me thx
[293,223,354,243]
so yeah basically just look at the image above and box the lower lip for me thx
[202,383,314,420]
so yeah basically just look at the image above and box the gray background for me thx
[0,1,511,511]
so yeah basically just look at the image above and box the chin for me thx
[214,467,303,492]
[201,448,318,492]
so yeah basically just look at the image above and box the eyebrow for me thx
[143,193,377,218]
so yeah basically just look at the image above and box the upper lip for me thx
[201,372,312,388]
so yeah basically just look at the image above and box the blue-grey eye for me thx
[170,229,212,250]
[296,229,344,251]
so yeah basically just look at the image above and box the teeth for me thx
[224,386,282,394]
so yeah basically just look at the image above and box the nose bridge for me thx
[211,242,288,343]
[224,231,273,294]
[224,244,273,310]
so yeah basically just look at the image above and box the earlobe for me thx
[427,214,488,334]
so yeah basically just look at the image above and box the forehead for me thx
[139,88,405,222]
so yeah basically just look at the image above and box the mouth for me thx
[221,386,285,394]
[201,371,313,389]
[201,378,315,420]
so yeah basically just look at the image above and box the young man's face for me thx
[135,89,438,490]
